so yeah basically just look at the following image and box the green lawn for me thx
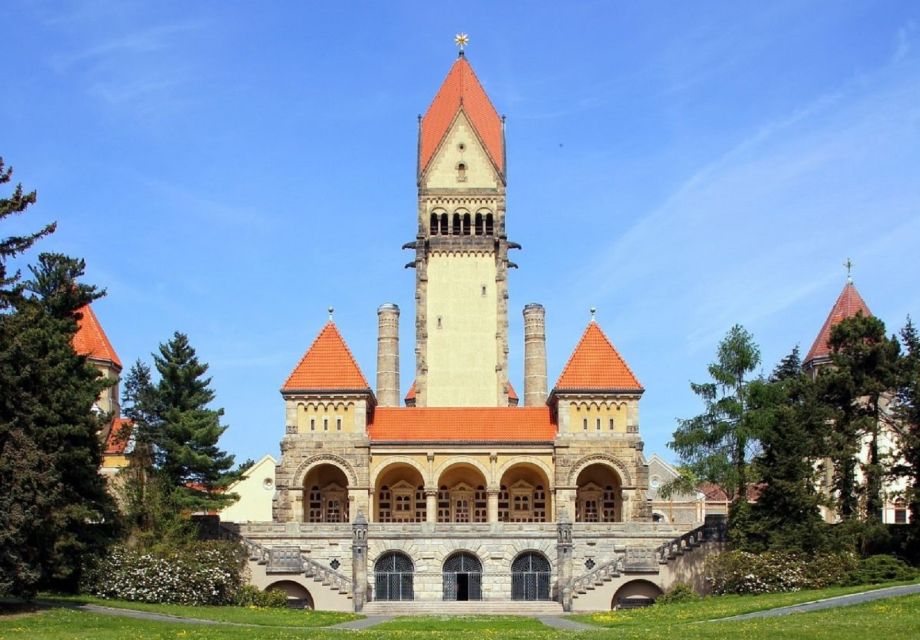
[1,587,919,639]
[36,594,360,628]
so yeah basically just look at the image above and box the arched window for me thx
[474,213,483,235]
[452,213,461,235]
[443,552,482,601]
[374,552,414,601]
[485,213,494,235]
[430,213,440,235]
[462,213,471,236]
[457,162,467,181]
[440,212,449,235]
[511,552,551,600]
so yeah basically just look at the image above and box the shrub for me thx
[82,541,244,605]
[235,584,289,608]
[845,555,918,585]
[655,582,700,605]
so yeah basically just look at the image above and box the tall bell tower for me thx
[405,42,518,407]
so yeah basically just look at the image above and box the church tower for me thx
[406,51,517,407]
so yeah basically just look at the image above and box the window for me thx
[336,417,342,431]
[485,213,494,235]
[462,213,471,235]
[440,212,448,235]
[430,213,440,235]
[583,418,588,431]
[457,162,467,182]
[310,418,316,431]
[323,417,328,432]
[596,418,601,431]
[609,418,615,431]
[452,213,461,235]
[474,213,483,235]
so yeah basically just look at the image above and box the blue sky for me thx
[5,1,920,466]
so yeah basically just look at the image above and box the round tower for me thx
[523,303,548,406]
[376,303,400,407]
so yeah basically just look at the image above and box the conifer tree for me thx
[0,254,117,596]
[746,347,830,552]
[150,332,238,512]
[897,318,920,533]
[670,324,761,539]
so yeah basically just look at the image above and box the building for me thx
[803,279,910,525]
[220,454,278,523]
[228,50,725,614]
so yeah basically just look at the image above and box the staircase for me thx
[218,523,353,598]
[570,558,622,597]
[362,600,563,616]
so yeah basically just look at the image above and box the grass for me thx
[1,585,918,639]
[35,594,361,628]
[570,580,920,627]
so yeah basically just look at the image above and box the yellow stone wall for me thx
[566,400,632,434]
[425,254,499,406]
[293,400,358,434]
[423,112,500,189]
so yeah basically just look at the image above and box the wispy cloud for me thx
[49,23,200,73]
[894,20,916,63]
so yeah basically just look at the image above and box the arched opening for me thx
[436,464,488,523]
[374,552,414,601]
[611,580,663,610]
[265,580,314,609]
[303,464,350,523]
[511,552,551,600]
[375,464,426,523]
[443,552,482,601]
[474,212,483,235]
[652,512,668,523]
[430,212,440,236]
[575,463,622,523]
[498,464,551,522]
[485,213,494,236]
[452,213,461,235]
[457,162,467,181]
[462,212,471,236]
[440,212,449,236]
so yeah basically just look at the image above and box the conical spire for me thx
[804,281,872,366]
[73,303,122,369]
[282,322,372,392]
[552,322,643,393]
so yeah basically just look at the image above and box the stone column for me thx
[425,487,438,523]
[376,304,400,407]
[523,303,548,406]
[351,512,368,612]
[556,509,574,612]
[487,487,500,523]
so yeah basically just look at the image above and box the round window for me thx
[263,478,274,490]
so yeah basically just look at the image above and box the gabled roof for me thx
[369,407,555,442]
[282,322,372,393]
[420,56,504,177]
[552,322,643,394]
[507,382,518,402]
[405,380,417,402]
[104,417,132,455]
[73,304,122,369]
[804,281,872,365]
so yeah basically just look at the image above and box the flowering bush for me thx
[82,542,244,605]
[235,584,289,608]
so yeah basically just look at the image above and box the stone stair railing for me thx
[570,557,622,595]
[218,523,353,596]
[654,514,727,563]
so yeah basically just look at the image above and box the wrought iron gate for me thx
[511,552,551,600]
[442,552,482,600]
[374,552,414,601]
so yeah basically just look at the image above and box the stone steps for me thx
[362,600,564,616]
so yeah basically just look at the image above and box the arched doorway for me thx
[511,552,551,601]
[375,464,426,523]
[611,579,663,609]
[435,464,488,523]
[374,552,414,601]
[303,464,350,523]
[575,463,622,522]
[264,580,314,609]
[498,464,551,522]
[442,552,482,601]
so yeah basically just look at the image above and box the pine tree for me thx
[0,254,118,596]
[670,324,761,540]
[0,157,55,308]
[823,313,900,522]
[746,347,830,552]
[150,332,238,512]
[897,318,920,533]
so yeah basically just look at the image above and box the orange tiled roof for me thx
[405,380,417,402]
[804,282,872,364]
[553,322,642,393]
[369,407,555,442]
[420,56,504,177]
[73,304,122,369]
[104,417,132,455]
[507,382,518,401]
[282,322,371,392]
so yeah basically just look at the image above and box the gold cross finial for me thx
[454,33,469,56]
[844,258,853,284]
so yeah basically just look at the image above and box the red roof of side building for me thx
[104,417,133,455]
[804,282,872,365]
[282,322,372,393]
[552,322,643,393]
[369,407,555,442]
[73,304,122,369]
[507,382,518,401]
[405,380,416,402]
[420,56,504,178]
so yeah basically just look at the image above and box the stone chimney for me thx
[523,303,548,406]
[376,303,400,406]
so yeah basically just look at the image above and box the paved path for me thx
[711,583,920,622]
[39,601,246,626]
[327,615,393,630]
[536,615,595,631]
